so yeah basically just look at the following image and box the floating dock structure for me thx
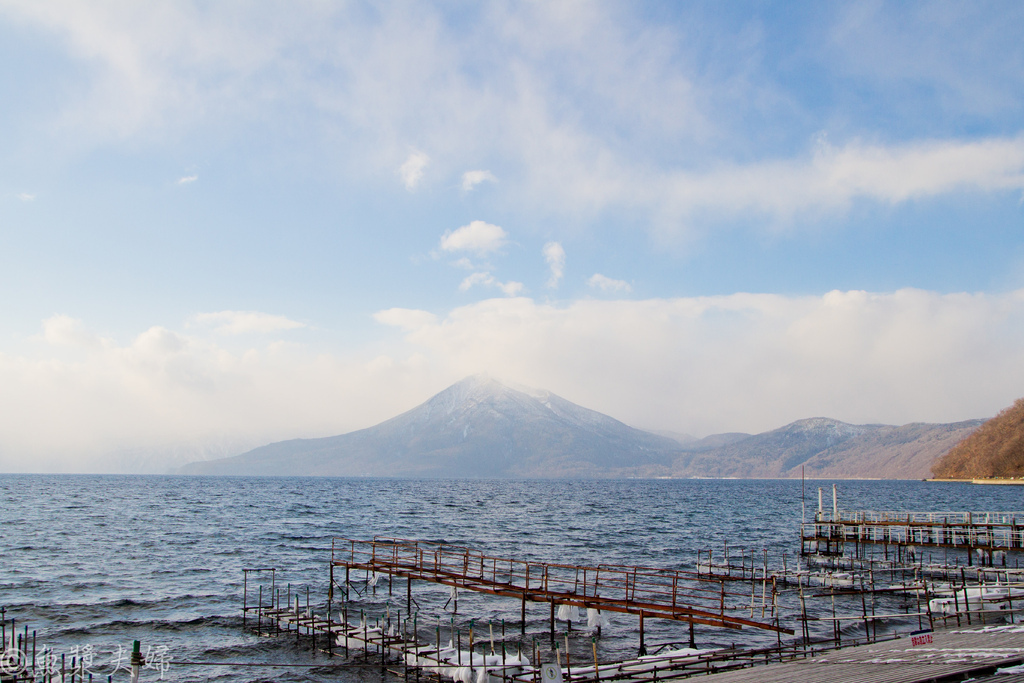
[801,510,1024,565]
[800,488,1024,567]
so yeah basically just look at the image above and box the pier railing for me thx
[801,510,1024,562]
[330,537,791,634]
[812,510,1024,525]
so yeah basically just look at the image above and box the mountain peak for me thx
[785,417,867,438]
[182,376,682,478]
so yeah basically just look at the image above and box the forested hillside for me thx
[931,399,1024,479]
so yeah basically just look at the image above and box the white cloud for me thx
[39,315,103,348]
[17,192,36,201]
[461,169,496,192]
[399,150,429,190]
[374,289,1024,436]
[0,316,447,472]
[543,242,565,289]
[519,135,1024,232]
[373,308,437,331]
[190,311,305,335]
[588,273,632,293]
[458,272,523,296]
[439,220,508,256]
[177,174,197,184]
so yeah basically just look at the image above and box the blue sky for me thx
[2,2,1023,472]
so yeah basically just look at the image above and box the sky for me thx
[2,1,1024,473]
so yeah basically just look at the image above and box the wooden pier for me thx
[240,538,804,683]
[238,534,1024,683]
[801,509,1024,566]
[328,537,791,634]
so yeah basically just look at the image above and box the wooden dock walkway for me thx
[690,623,1024,683]
[329,537,790,634]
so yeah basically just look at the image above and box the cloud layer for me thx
[4,290,1023,471]
[5,3,1021,234]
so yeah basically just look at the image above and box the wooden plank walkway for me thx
[694,624,1024,683]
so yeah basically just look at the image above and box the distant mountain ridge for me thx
[675,417,984,479]
[180,376,986,479]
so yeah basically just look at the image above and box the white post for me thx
[832,484,838,520]
[130,640,143,683]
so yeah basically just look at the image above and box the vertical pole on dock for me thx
[403,616,409,682]
[831,590,839,646]
[521,594,527,636]
[801,466,805,525]
[961,568,972,625]
[564,634,571,681]
[257,586,262,635]
[243,571,248,626]
[129,641,142,683]
[638,613,646,657]
[797,576,809,650]
[859,576,870,643]
[549,600,555,644]
[407,577,412,616]
[469,619,475,681]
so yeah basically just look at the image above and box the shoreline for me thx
[926,477,1024,485]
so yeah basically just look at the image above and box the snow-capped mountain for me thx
[180,375,682,478]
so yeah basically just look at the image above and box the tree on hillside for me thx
[931,398,1024,479]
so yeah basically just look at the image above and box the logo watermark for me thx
[1,642,174,680]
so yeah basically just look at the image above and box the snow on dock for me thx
[691,623,1024,683]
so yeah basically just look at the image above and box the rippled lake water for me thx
[2,476,1021,682]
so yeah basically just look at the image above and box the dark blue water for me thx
[1,476,1021,682]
